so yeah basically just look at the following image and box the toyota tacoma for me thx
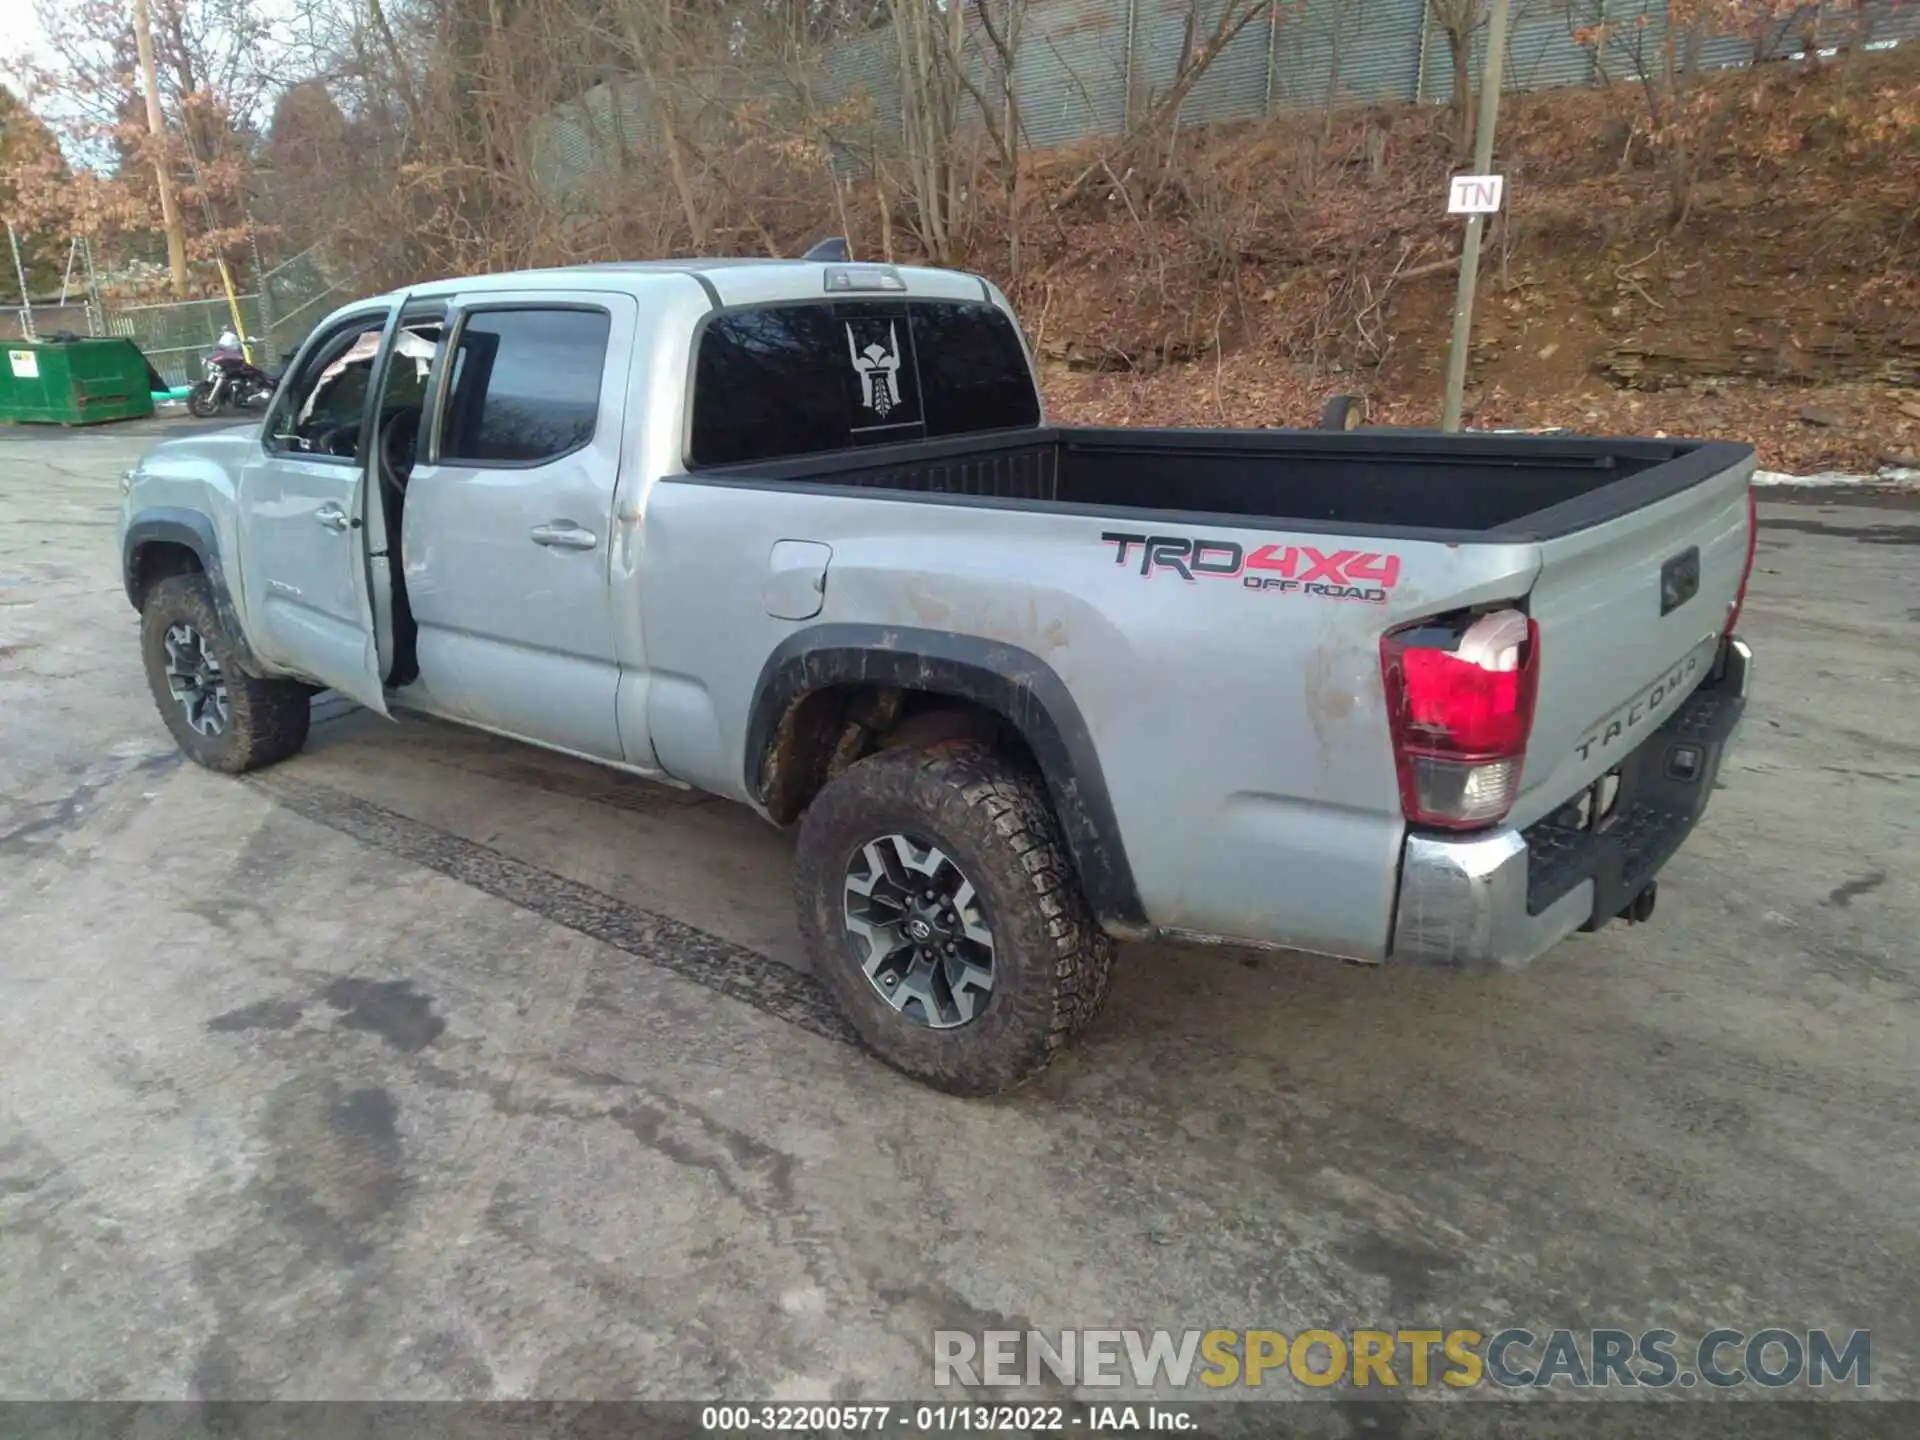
[118,253,1757,1094]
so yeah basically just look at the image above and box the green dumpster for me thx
[0,337,157,425]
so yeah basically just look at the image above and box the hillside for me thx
[1016,47,1920,473]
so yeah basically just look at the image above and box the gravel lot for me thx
[2,418,1915,1422]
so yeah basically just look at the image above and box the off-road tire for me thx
[793,742,1115,1096]
[186,380,222,418]
[140,574,311,773]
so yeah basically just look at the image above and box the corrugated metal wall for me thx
[1149,0,1272,126]
[1268,0,1428,114]
[540,0,1916,196]
[1413,0,1919,105]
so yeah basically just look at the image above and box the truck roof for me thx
[369,259,998,310]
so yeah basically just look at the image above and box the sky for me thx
[2,0,54,73]
[1,0,304,165]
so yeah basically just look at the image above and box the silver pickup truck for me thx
[118,254,1756,1094]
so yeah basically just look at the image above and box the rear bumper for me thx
[1388,635,1751,970]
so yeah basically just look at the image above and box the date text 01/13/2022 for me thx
[1101,531,1403,603]
[698,1404,1197,1432]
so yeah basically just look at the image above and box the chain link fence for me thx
[104,295,268,389]
[99,245,359,388]
[256,248,358,362]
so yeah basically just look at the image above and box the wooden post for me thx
[132,0,191,299]
[1439,0,1512,432]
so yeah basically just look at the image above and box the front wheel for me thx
[139,574,312,773]
[186,380,223,418]
[793,743,1114,1096]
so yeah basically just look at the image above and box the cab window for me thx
[688,300,1038,469]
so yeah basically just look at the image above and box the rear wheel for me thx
[140,575,311,773]
[186,380,222,418]
[793,742,1114,1096]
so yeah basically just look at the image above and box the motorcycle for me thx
[186,331,280,418]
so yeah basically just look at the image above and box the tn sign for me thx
[1447,174,1505,215]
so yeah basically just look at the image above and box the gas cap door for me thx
[763,540,833,621]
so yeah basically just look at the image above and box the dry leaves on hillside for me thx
[1043,363,1919,477]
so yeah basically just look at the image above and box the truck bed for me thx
[664,418,1754,957]
[693,425,1751,541]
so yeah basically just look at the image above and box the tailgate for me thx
[1510,447,1755,829]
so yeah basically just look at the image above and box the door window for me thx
[439,308,611,466]
[266,314,389,458]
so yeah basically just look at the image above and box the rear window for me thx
[688,299,1038,468]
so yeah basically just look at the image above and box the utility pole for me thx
[131,0,191,299]
[1438,0,1512,432]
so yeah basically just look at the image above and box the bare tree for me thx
[1576,0,1815,226]
[611,0,724,251]
[888,0,969,264]
[9,0,279,293]
[939,0,1028,284]
[1144,0,1276,137]
[1060,0,1279,209]
[361,0,423,133]
[1425,0,1489,157]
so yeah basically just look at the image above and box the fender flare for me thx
[745,624,1147,931]
[122,507,267,677]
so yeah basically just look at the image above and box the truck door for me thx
[237,301,408,715]
[397,292,636,760]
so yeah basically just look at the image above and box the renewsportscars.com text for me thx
[933,1327,1871,1391]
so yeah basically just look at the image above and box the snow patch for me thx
[1754,466,1920,489]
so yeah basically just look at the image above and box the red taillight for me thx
[1724,484,1758,637]
[1381,608,1540,830]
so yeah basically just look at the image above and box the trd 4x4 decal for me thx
[1100,532,1401,604]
